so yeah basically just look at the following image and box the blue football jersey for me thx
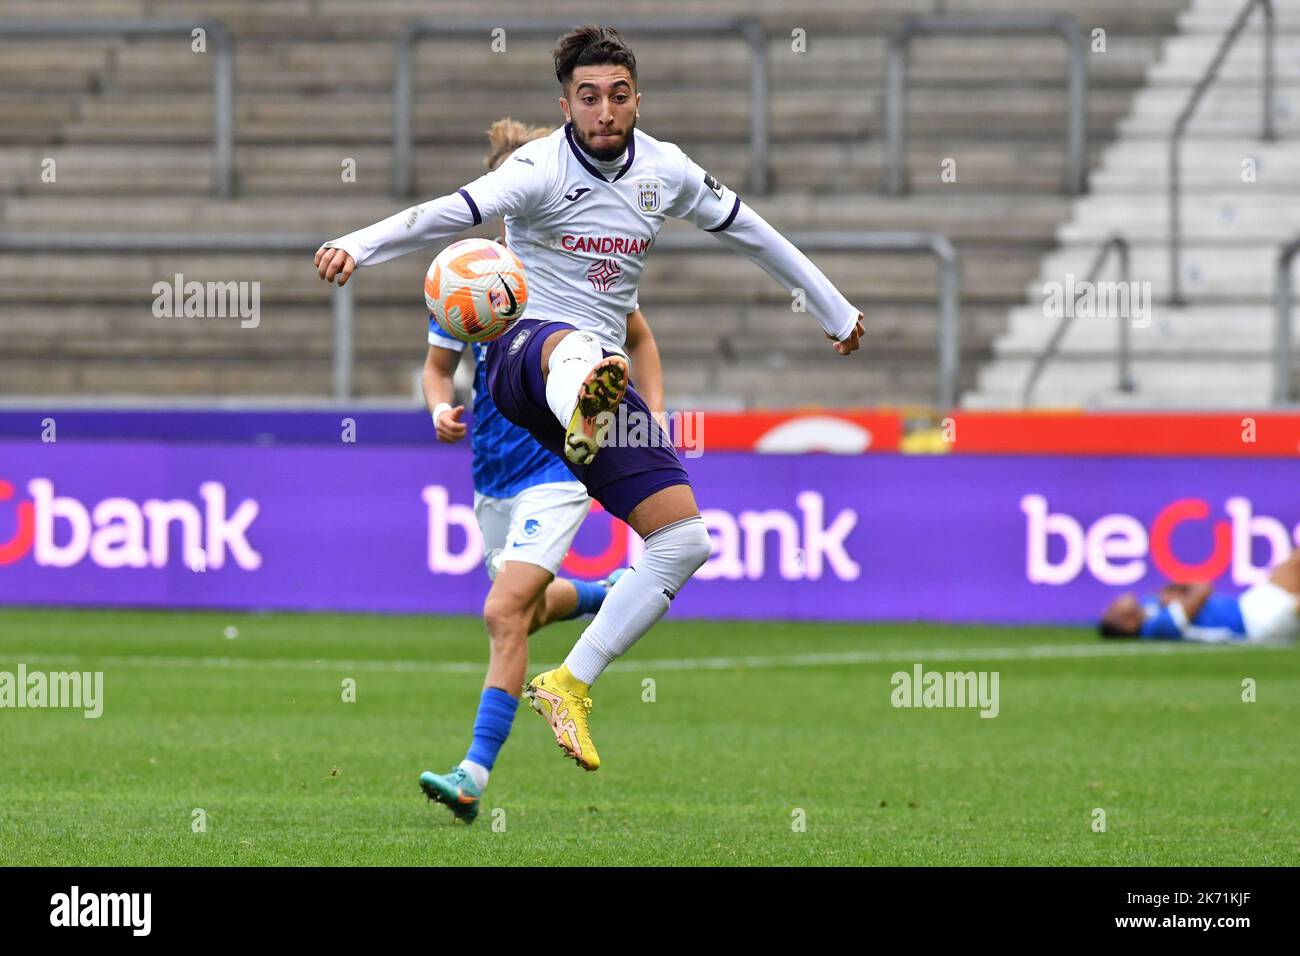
[428,317,574,498]
[1139,593,1246,642]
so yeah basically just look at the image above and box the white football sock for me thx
[545,331,603,427]
[458,759,489,791]
[564,516,712,684]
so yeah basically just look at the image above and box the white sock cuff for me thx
[564,631,615,685]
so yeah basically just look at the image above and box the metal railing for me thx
[1275,236,1300,404]
[0,234,355,399]
[884,14,1088,196]
[1169,0,1275,305]
[1022,235,1132,408]
[393,17,770,197]
[656,230,962,409]
[0,20,236,198]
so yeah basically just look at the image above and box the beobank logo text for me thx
[0,478,261,570]
[1022,494,1300,586]
[424,486,860,581]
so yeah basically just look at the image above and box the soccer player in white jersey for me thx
[316,24,864,773]
[418,118,662,822]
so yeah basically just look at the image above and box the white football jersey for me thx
[327,123,859,352]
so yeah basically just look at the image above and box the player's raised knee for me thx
[678,518,713,574]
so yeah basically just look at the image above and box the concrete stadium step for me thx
[1118,84,1300,135]
[1031,243,1289,301]
[1147,41,1300,84]
[654,303,1011,361]
[0,245,1035,306]
[0,45,112,93]
[0,0,1189,39]
[0,141,1098,198]
[0,355,419,400]
[54,86,1136,143]
[1178,6,1300,32]
[1059,192,1300,242]
[707,358,962,408]
[0,0,1137,39]
[95,34,1159,95]
[0,190,1065,242]
[992,305,1280,356]
[970,358,1280,410]
[961,384,1284,410]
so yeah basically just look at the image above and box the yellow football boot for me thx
[563,355,628,466]
[524,665,600,771]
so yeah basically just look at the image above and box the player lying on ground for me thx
[316,24,864,774]
[1099,546,1300,643]
[417,118,665,822]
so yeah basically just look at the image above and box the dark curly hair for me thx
[552,24,637,91]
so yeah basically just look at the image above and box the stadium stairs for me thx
[0,0,1187,408]
[966,0,1300,409]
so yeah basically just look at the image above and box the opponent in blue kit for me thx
[1099,547,1300,644]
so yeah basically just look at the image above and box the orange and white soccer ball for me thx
[424,238,528,343]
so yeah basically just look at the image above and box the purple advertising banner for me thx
[1,439,1297,624]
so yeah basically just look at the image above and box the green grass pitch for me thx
[0,607,1296,866]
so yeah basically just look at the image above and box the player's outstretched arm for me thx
[315,191,480,285]
[316,146,549,285]
[704,201,864,357]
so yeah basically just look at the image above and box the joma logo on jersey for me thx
[561,235,651,255]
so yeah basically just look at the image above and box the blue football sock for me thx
[561,578,608,620]
[464,687,518,772]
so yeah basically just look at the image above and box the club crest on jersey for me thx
[702,170,725,201]
[636,177,663,213]
[522,518,541,537]
[508,328,531,354]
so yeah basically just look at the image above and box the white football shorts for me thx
[1239,580,1300,643]
[474,480,590,580]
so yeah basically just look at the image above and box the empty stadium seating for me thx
[967,0,1300,408]
[0,0,1192,408]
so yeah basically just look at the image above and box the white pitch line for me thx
[1,640,1287,677]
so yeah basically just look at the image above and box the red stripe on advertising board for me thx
[943,411,1300,457]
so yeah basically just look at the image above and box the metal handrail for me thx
[0,19,236,198]
[1275,236,1300,404]
[656,230,962,409]
[1168,0,1275,305]
[0,234,354,399]
[885,14,1087,196]
[1,230,960,409]
[393,17,769,197]
[1022,235,1132,408]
